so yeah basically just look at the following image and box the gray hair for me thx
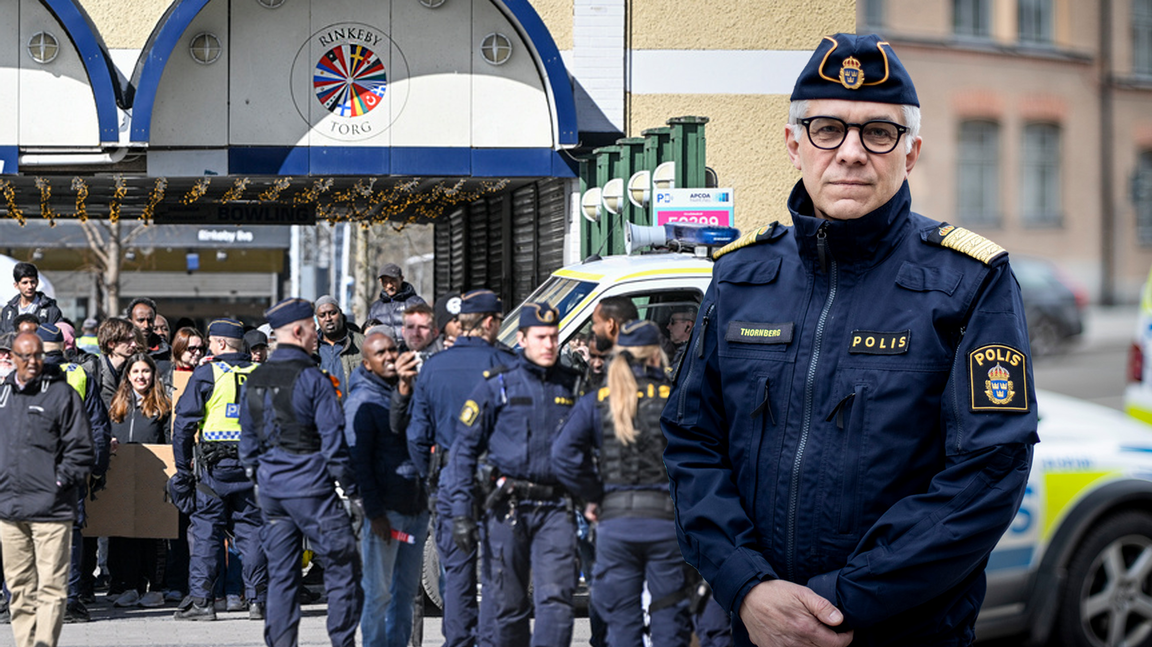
[364,325,396,343]
[788,100,920,154]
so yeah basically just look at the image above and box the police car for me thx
[491,225,1152,645]
[1125,266,1152,425]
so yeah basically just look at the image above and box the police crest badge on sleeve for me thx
[460,400,480,426]
[968,344,1029,412]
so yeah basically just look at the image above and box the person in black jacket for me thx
[0,263,62,335]
[0,332,94,647]
[106,353,172,609]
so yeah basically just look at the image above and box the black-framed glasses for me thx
[12,351,44,362]
[799,116,909,154]
[185,345,205,354]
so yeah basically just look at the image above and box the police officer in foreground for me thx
[172,318,267,621]
[443,302,581,647]
[662,34,1038,647]
[239,298,362,647]
[405,288,514,647]
[553,320,691,647]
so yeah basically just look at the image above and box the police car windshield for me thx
[498,277,596,347]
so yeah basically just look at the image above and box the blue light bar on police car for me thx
[626,221,741,254]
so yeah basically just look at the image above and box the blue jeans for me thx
[360,509,430,647]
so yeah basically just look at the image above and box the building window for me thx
[1021,123,1062,226]
[954,0,991,38]
[863,0,884,27]
[1137,151,1152,245]
[1019,0,1054,44]
[957,121,1001,227]
[1136,0,1152,76]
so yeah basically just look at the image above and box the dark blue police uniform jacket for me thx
[662,181,1038,644]
[443,358,579,519]
[405,336,515,479]
[238,344,358,499]
[174,351,254,492]
[552,364,671,505]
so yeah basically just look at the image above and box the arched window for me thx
[957,120,1001,226]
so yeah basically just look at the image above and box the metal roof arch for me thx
[128,0,577,149]
[38,0,122,142]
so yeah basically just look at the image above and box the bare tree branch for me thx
[78,221,109,267]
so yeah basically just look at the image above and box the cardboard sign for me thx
[83,444,179,539]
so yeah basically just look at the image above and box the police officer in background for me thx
[553,320,690,647]
[405,289,514,647]
[172,318,267,621]
[40,323,111,624]
[662,34,1037,646]
[444,303,581,647]
[240,298,362,647]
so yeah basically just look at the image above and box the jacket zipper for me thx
[677,302,715,420]
[787,223,835,581]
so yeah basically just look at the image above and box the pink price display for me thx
[657,210,731,227]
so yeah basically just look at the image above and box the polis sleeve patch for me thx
[969,344,1029,412]
[459,399,480,426]
[725,321,794,344]
[849,330,910,354]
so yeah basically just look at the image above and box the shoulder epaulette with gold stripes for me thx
[922,223,1007,265]
[713,221,782,260]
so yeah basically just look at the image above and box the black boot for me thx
[173,597,216,621]
[248,600,264,621]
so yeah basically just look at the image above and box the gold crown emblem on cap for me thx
[839,56,864,90]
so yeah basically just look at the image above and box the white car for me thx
[496,244,1152,646]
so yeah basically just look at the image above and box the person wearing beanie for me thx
[662,33,1037,646]
[314,296,364,394]
[239,299,362,647]
[440,303,583,646]
[172,318,267,622]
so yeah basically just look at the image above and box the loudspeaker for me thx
[625,222,667,254]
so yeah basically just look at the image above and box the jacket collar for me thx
[452,336,493,349]
[269,345,315,363]
[787,179,913,269]
[378,282,417,304]
[351,364,395,394]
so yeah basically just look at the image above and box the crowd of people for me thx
[0,259,720,647]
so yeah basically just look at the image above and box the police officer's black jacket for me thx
[0,364,95,522]
[662,180,1038,643]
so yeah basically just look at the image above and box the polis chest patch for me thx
[849,330,909,355]
[969,344,1029,412]
[726,321,793,344]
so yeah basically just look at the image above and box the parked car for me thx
[1012,256,1087,356]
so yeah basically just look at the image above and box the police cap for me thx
[207,318,245,340]
[617,320,661,347]
[458,289,502,315]
[519,302,559,328]
[265,298,314,329]
[791,33,918,107]
[37,323,63,343]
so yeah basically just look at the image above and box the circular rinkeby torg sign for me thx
[291,23,409,142]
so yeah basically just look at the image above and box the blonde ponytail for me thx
[607,344,667,445]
